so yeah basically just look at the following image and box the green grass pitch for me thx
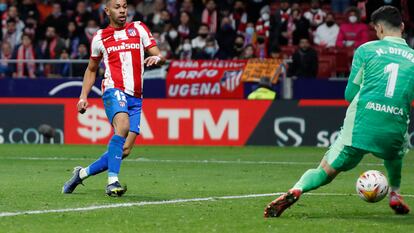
[0,145,413,232]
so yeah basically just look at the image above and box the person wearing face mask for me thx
[304,0,327,30]
[216,16,237,59]
[195,38,219,60]
[84,19,99,43]
[164,28,180,58]
[232,35,245,58]
[336,7,369,48]
[314,13,339,47]
[177,38,193,60]
[192,24,217,53]
[255,8,271,47]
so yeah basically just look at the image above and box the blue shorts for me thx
[102,88,142,134]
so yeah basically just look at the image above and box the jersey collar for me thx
[383,36,407,45]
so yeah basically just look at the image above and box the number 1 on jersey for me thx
[384,63,399,98]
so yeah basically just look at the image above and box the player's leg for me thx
[376,148,410,214]
[264,134,366,217]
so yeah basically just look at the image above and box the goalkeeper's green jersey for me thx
[342,36,414,154]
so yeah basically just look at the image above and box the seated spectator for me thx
[3,19,22,51]
[304,0,326,31]
[232,35,245,59]
[269,46,282,59]
[153,30,172,59]
[243,22,257,45]
[22,16,38,42]
[192,24,211,53]
[2,5,25,38]
[216,16,237,59]
[314,13,340,48]
[72,43,89,77]
[247,77,276,100]
[164,27,180,58]
[84,19,99,43]
[255,35,267,58]
[0,41,13,77]
[39,26,67,77]
[331,0,351,14]
[44,2,69,38]
[240,44,256,59]
[269,0,291,48]
[336,7,369,48]
[12,34,36,79]
[201,0,218,34]
[229,0,248,33]
[146,0,165,30]
[72,1,94,30]
[176,38,193,60]
[194,38,219,60]
[65,21,83,59]
[177,11,196,40]
[57,49,71,77]
[19,0,40,22]
[280,8,310,45]
[288,38,318,78]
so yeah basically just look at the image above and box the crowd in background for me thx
[0,0,413,78]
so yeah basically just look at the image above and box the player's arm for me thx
[345,47,364,102]
[144,46,166,67]
[78,58,101,113]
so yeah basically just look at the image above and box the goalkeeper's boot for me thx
[389,191,410,215]
[106,181,127,197]
[62,166,84,194]
[264,189,302,218]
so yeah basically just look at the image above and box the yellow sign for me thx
[241,59,283,84]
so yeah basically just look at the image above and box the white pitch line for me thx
[1,192,414,218]
[0,156,388,167]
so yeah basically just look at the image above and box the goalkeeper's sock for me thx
[384,159,402,189]
[107,135,126,182]
[84,151,109,178]
[292,168,331,193]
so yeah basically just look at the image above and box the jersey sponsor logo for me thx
[106,42,141,54]
[274,117,305,146]
[365,101,404,116]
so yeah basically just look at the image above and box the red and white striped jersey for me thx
[90,21,157,97]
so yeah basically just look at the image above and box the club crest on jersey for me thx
[127,28,137,37]
[119,101,126,107]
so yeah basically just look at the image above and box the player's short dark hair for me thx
[371,6,402,29]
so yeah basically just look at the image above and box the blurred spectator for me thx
[201,0,218,34]
[248,0,269,23]
[269,46,282,59]
[280,8,310,45]
[146,0,165,30]
[37,0,53,22]
[177,11,195,39]
[192,24,211,53]
[233,35,245,58]
[269,0,291,48]
[288,38,318,78]
[194,38,219,60]
[164,27,180,58]
[127,3,143,23]
[166,0,178,17]
[229,0,248,33]
[244,22,257,45]
[255,7,270,44]
[304,0,326,31]
[3,19,22,50]
[12,34,36,79]
[65,21,83,59]
[18,0,39,22]
[23,16,38,42]
[39,26,67,77]
[331,0,351,14]
[72,1,94,30]
[72,43,89,77]
[176,38,193,60]
[240,44,256,59]
[2,6,25,38]
[84,19,99,43]
[216,16,237,59]
[255,35,267,59]
[153,30,172,59]
[137,0,156,18]
[336,7,369,48]
[57,49,71,77]
[44,3,69,38]
[0,41,13,77]
[0,0,6,15]
[314,13,339,47]
[247,77,276,100]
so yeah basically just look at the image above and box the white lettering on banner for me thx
[170,60,246,69]
[193,110,239,140]
[174,69,218,79]
[1,127,64,144]
[274,117,305,147]
[77,105,112,142]
[140,111,154,139]
[157,109,191,139]
[168,83,221,97]
[316,130,340,147]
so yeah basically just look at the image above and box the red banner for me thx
[166,60,247,99]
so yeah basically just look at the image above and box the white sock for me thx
[79,168,88,180]
[108,176,119,185]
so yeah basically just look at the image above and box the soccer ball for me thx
[356,170,389,203]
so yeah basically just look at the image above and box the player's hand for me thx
[77,98,88,114]
[144,55,161,67]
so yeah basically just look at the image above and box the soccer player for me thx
[62,0,165,197]
[264,6,412,217]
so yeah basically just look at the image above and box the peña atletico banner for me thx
[166,60,247,99]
